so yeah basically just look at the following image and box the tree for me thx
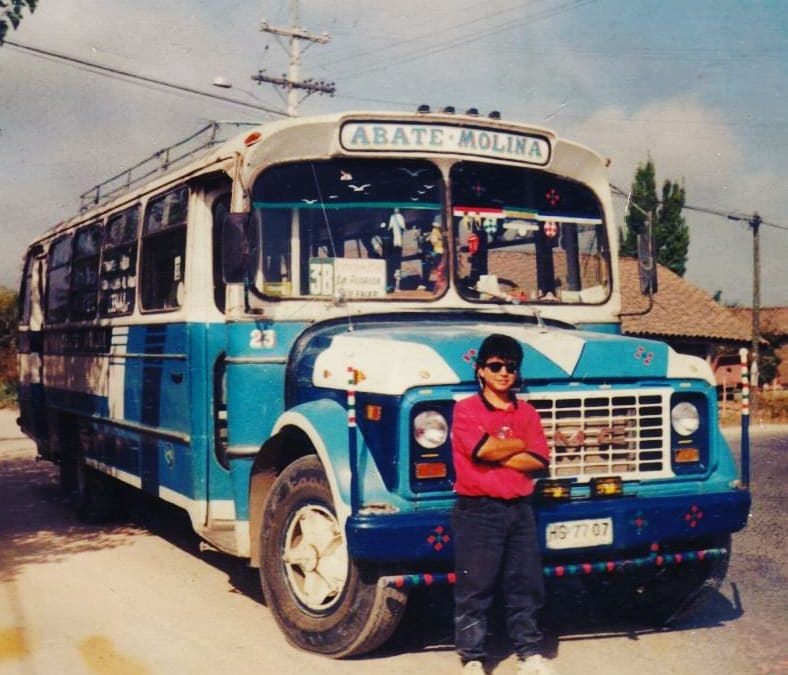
[758,333,781,386]
[0,286,17,404]
[0,0,37,45]
[620,159,690,277]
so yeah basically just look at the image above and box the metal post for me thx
[739,347,750,488]
[254,0,334,116]
[287,0,300,117]
[750,213,762,416]
[347,365,360,511]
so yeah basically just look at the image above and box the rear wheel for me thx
[58,419,118,523]
[259,455,408,657]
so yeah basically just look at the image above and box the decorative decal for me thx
[634,345,655,366]
[543,221,559,238]
[684,505,704,528]
[545,188,561,206]
[630,511,649,535]
[462,348,478,364]
[427,525,451,552]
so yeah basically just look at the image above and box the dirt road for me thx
[1,409,786,674]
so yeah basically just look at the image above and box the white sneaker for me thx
[517,654,554,675]
[462,660,484,674]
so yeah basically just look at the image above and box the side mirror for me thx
[637,226,658,295]
[222,212,258,284]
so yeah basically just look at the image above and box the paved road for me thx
[1,410,786,675]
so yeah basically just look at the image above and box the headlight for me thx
[413,410,449,449]
[671,401,700,436]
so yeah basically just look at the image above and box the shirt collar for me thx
[479,391,518,411]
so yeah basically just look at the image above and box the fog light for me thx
[590,476,623,498]
[535,479,571,501]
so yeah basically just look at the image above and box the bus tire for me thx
[66,425,118,523]
[259,455,408,657]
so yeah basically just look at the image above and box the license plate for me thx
[545,517,613,550]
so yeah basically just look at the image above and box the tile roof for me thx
[730,306,788,336]
[619,257,751,342]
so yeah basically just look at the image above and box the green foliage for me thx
[620,160,658,258]
[655,179,689,276]
[0,0,37,44]
[0,286,17,406]
[619,159,690,277]
[758,333,781,386]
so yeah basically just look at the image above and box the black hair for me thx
[475,333,523,370]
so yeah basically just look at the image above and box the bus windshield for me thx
[252,159,445,299]
[452,162,610,304]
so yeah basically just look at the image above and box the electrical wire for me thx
[610,183,787,232]
[329,0,597,82]
[5,40,288,117]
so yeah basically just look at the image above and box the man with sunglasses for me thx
[451,333,554,675]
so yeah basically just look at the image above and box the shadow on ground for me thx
[0,444,752,664]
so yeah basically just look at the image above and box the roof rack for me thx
[78,121,259,212]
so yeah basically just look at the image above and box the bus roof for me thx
[32,109,608,246]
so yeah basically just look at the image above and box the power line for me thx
[610,183,787,232]
[5,40,288,117]
[330,0,597,82]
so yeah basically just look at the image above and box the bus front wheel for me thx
[259,455,408,657]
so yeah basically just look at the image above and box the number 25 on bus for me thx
[17,108,750,657]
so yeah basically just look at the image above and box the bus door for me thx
[18,245,47,447]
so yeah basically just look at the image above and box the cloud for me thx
[564,98,740,191]
[561,97,786,305]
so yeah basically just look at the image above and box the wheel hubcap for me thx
[282,504,349,611]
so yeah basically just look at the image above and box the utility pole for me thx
[750,212,762,395]
[252,0,335,116]
[728,211,762,412]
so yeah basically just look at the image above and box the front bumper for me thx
[345,489,751,564]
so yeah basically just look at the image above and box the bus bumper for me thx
[345,489,751,565]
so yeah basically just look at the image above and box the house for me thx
[730,306,788,387]
[618,259,752,376]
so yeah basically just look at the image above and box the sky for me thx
[1,0,786,306]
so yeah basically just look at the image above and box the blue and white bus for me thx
[17,109,750,657]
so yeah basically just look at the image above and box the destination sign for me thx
[340,122,551,165]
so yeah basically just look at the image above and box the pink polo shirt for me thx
[451,393,550,499]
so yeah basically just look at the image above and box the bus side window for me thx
[45,235,73,324]
[141,186,188,311]
[212,194,230,311]
[70,222,103,321]
[100,206,140,317]
[19,249,37,325]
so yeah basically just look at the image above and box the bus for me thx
[17,108,750,657]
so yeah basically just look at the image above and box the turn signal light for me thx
[674,447,700,463]
[364,404,382,421]
[415,462,448,480]
[590,476,623,498]
[535,479,571,501]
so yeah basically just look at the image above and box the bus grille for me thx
[526,389,670,481]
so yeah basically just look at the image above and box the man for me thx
[451,333,554,674]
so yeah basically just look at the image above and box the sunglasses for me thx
[482,360,519,374]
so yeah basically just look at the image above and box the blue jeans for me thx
[452,496,544,663]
